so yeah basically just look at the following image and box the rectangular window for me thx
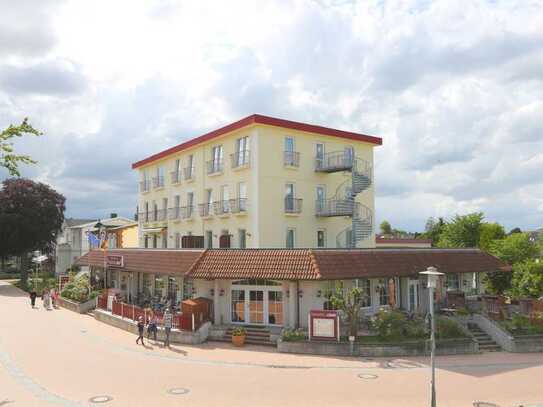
[206,189,213,216]
[447,274,460,291]
[162,233,167,248]
[235,136,249,166]
[174,158,180,173]
[316,185,325,212]
[174,195,180,209]
[144,202,149,222]
[285,183,295,212]
[354,279,372,307]
[378,279,389,306]
[344,146,354,166]
[317,230,325,248]
[211,145,223,172]
[186,154,194,179]
[205,230,213,248]
[238,229,247,249]
[316,143,325,169]
[285,137,294,152]
[221,185,229,212]
[153,202,158,221]
[187,192,194,217]
[286,228,295,249]
[153,235,157,249]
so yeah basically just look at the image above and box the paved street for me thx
[0,281,542,407]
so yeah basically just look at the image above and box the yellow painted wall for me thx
[135,122,377,248]
[120,225,139,248]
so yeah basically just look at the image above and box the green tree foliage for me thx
[489,233,539,265]
[509,260,543,299]
[422,217,446,246]
[0,118,41,176]
[0,178,65,287]
[479,222,506,251]
[437,212,484,248]
[379,220,392,235]
[330,287,366,337]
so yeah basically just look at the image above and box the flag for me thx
[87,232,100,249]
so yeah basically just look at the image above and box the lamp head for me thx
[419,266,444,289]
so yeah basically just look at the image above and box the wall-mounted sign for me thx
[106,255,124,268]
[309,310,339,342]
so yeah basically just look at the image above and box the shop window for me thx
[446,274,460,291]
[354,279,371,307]
[182,279,193,300]
[377,279,389,306]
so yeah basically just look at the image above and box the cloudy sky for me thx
[1,0,542,232]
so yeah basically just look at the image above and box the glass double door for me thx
[231,288,283,326]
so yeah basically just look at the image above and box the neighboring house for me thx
[375,234,432,248]
[55,215,134,275]
[107,222,139,249]
[132,114,382,249]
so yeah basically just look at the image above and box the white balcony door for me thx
[316,185,325,212]
[316,143,324,168]
[408,279,420,311]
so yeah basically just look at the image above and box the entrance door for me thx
[230,280,284,326]
[408,280,419,311]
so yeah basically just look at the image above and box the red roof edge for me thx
[132,114,382,169]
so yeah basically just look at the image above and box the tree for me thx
[380,220,392,235]
[330,287,366,338]
[422,217,446,246]
[0,178,65,287]
[479,222,506,251]
[0,118,41,176]
[509,260,543,298]
[437,212,484,248]
[509,227,522,235]
[485,233,540,295]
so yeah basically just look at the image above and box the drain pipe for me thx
[296,281,300,329]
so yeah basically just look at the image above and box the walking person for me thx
[136,316,145,346]
[29,290,37,308]
[42,289,50,310]
[50,288,56,309]
[147,312,158,342]
[163,308,173,348]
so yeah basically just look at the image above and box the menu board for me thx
[309,310,339,341]
[313,317,335,338]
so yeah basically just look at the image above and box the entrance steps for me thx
[213,326,275,346]
[467,323,501,352]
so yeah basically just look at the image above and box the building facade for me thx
[132,114,382,250]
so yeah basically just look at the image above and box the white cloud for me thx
[1,0,542,233]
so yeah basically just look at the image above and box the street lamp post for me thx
[419,266,444,407]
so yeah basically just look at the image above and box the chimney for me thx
[110,213,118,219]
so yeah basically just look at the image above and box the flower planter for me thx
[232,334,246,347]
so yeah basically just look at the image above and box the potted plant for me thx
[231,327,246,346]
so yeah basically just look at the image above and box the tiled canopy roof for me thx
[76,249,203,276]
[76,248,509,280]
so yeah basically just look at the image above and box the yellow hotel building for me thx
[132,114,382,249]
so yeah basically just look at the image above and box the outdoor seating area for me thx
[96,294,211,332]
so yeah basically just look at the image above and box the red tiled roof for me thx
[74,248,509,280]
[187,249,320,280]
[75,249,204,276]
[131,114,382,169]
[376,235,432,244]
[311,249,510,280]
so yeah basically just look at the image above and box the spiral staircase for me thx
[315,151,373,248]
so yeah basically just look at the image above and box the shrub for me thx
[455,307,470,316]
[436,317,465,339]
[61,275,93,303]
[231,327,246,336]
[281,328,306,342]
[370,309,425,339]
[502,313,543,335]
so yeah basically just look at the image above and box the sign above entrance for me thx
[106,255,124,268]
[309,310,339,342]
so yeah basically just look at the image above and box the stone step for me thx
[213,337,275,347]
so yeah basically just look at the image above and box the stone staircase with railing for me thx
[315,151,373,248]
[467,322,502,352]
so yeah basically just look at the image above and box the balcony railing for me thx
[284,151,300,167]
[213,200,231,216]
[182,205,194,220]
[152,176,165,189]
[315,199,354,217]
[230,198,248,214]
[184,166,195,181]
[169,206,182,220]
[170,170,182,184]
[206,159,223,175]
[198,203,213,217]
[315,151,354,172]
[284,197,303,214]
[149,209,167,222]
[231,150,250,169]
[138,212,150,223]
[139,180,150,193]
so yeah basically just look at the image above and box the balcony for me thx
[315,151,354,173]
[184,166,195,181]
[139,180,150,193]
[230,198,248,214]
[170,170,182,184]
[231,150,250,169]
[315,199,354,217]
[284,151,300,167]
[198,203,213,218]
[169,206,182,221]
[284,197,303,214]
[182,206,194,220]
[213,200,231,216]
[206,159,223,175]
[152,176,165,189]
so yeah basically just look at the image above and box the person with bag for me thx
[29,290,37,308]
[136,316,145,346]
[147,312,158,342]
